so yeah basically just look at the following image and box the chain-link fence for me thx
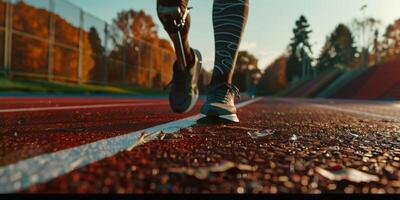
[0,0,175,88]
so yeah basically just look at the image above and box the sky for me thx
[68,0,400,71]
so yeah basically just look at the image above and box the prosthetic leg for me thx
[157,1,203,114]
[157,4,190,70]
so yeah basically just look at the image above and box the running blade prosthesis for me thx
[157,5,190,70]
[158,5,203,114]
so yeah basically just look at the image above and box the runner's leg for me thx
[157,0,203,113]
[210,0,249,87]
[198,0,249,123]
[157,0,194,70]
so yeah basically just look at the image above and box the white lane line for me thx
[0,102,168,113]
[278,98,400,121]
[0,97,263,193]
[311,104,400,121]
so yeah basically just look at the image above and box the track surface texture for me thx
[1,96,400,194]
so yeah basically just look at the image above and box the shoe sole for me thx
[182,93,198,113]
[200,104,239,123]
[184,49,202,113]
[219,114,240,123]
[197,114,240,124]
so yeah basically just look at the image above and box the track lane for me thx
[0,98,262,193]
[0,97,165,109]
[0,102,168,113]
[0,96,252,167]
[0,98,202,167]
[21,98,400,193]
[277,98,400,121]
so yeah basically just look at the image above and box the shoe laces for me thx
[207,83,241,103]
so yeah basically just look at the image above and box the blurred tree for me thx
[317,24,357,71]
[286,15,313,82]
[0,1,5,25]
[257,55,288,95]
[158,38,174,52]
[0,1,4,67]
[12,2,51,75]
[381,19,400,61]
[109,9,174,87]
[351,17,381,51]
[110,9,159,47]
[88,27,105,82]
[7,1,174,87]
[370,29,381,65]
[132,10,159,44]
[351,17,381,67]
[11,1,86,81]
[87,27,104,53]
[233,51,261,93]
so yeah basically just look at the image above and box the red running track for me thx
[16,98,400,193]
[0,96,204,167]
[1,97,400,193]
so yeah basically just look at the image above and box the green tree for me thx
[317,24,357,70]
[286,15,313,82]
[88,27,105,81]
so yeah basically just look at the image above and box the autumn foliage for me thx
[0,0,5,61]
[257,56,288,95]
[2,1,175,87]
[380,19,400,62]
[0,1,4,25]
[108,9,175,86]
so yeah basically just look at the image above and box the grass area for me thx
[0,78,166,96]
